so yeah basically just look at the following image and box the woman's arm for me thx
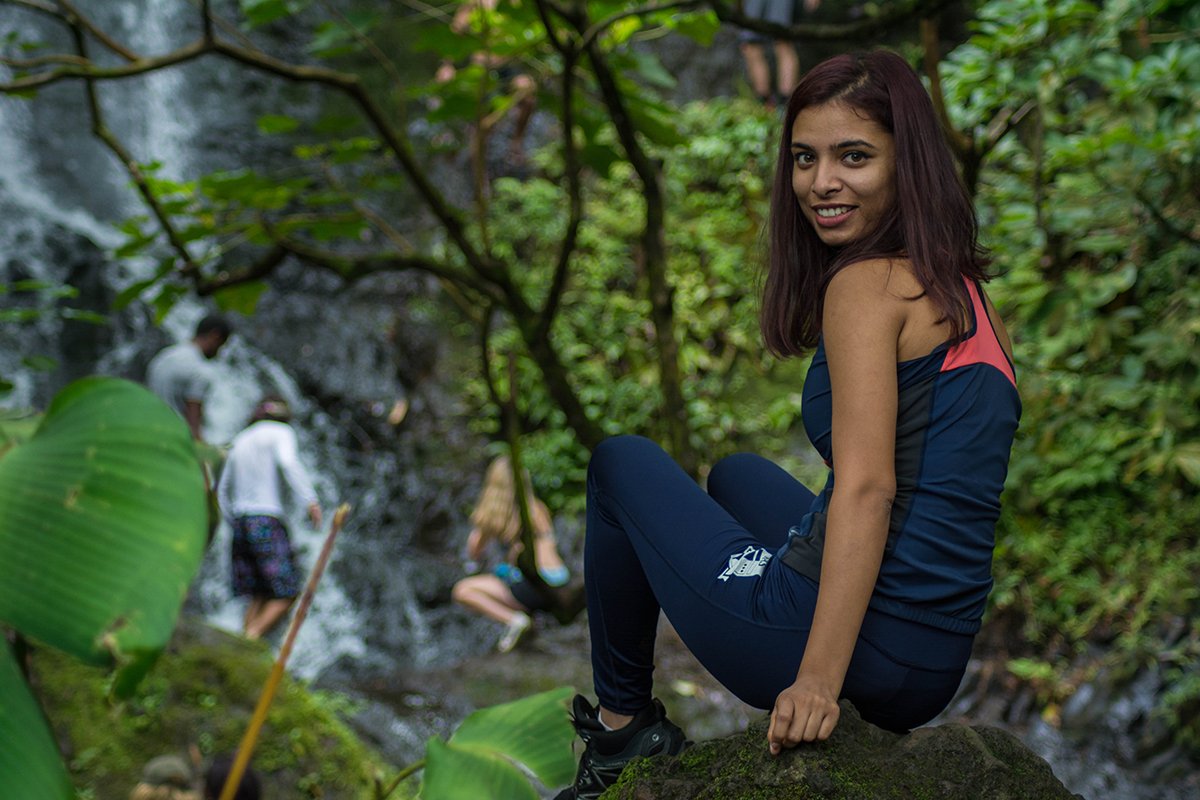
[466,526,486,561]
[530,500,566,573]
[768,260,907,752]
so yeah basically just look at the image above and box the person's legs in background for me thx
[506,72,537,166]
[738,0,799,109]
[773,39,800,105]
[739,38,773,105]
[244,596,295,641]
[451,572,532,652]
[238,515,301,640]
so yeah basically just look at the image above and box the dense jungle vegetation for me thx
[1,0,1197,795]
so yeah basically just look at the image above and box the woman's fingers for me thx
[767,692,841,755]
[767,696,793,755]
[818,707,840,740]
[802,701,839,741]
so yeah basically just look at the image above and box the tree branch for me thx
[55,0,139,61]
[533,0,569,53]
[2,0,606,451]
[919,17,972,160]
[478,306,505,422]
[266,233,494,296]
[2,0,63,21]
[981,99,1037,158]
[194,244,289,295]
[533,0,582,342]
[67,21,200,279]
[0,53,90,69]
[575,8,696,471]
[0,25,504,290]
[579,0,705,51]
[201,0,214,42]
[706,0,957,42]
[0,37,210,91]
[1129,186,1200,246]
[205,38,504,286]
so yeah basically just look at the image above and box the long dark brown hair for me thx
[760,49,989,357]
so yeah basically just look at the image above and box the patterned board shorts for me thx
[231,515,301,599]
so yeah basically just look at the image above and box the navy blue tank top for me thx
[782,278,1021,634]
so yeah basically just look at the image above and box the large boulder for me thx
[605,700,1081,800]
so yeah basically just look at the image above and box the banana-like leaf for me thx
[422,686,576,799]
[423,736,540,800]
[0,639,73,800]
[0,377,207,690]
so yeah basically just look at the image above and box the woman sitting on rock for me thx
[554,48,1020,800]
[452,455,571,652]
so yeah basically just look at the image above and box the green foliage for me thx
[462,96,819,511]
[0,378,209,798]
[214,280,270,315]
[0,378,208,676]
[240,0,313,28]
[943,0,1200,723]
[0,280,103,392]
[423,688,576,799]
[0,640,74,799]
[35,618,577,800]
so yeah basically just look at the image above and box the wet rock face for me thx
[606,700,1082,800]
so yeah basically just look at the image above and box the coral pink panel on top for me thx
[941,279,1016,387]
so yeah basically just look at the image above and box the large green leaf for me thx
[422,687,576,799]
[423,737,540,800]
[0,640,73,799]
[0,377,207,688]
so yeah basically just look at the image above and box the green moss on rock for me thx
[28,615,396,799]
[601,701,1083,800]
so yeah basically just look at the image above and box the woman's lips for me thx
[813,205,854,226]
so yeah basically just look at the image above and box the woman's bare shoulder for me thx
[825,258,916,321]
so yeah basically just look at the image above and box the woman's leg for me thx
[452,574,524,624]
[584,436,817,716]
[706,452,818,548]
[585,436,971,730]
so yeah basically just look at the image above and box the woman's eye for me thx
[793,152,814,165]
[844,151,869,164]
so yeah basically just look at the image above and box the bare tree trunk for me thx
[579,17,698,475]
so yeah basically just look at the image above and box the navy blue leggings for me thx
[584,435,973,733]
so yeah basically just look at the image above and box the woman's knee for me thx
[451,577,479,606]
[589,435,660,483]
[706,452,764,502]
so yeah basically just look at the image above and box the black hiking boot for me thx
[552,694,688,800]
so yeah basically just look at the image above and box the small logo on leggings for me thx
[718,546,772,582]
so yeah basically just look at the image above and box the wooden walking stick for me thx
[218,503,351,800]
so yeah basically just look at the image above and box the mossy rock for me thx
[603,701,1082,800]
[26,615,404,799]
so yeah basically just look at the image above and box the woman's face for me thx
[790,101,897,248]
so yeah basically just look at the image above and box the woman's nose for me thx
[813,163,842,196]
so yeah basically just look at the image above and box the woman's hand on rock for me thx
[767,675,840,755]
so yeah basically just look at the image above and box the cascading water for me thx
[0,0,486,688]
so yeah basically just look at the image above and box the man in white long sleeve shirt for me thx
[217,397,322,640]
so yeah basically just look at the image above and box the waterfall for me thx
[0,0,479,686]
